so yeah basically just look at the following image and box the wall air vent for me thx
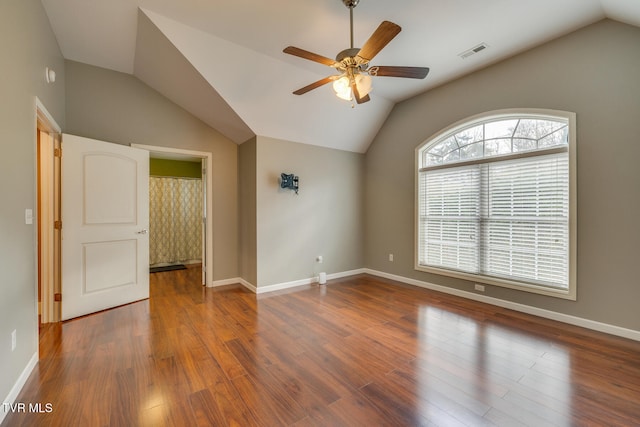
[459,43,488,59]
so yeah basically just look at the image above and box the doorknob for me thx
[136,229,148,234]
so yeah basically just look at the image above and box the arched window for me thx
[416,109,576,299]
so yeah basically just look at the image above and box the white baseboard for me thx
[1,352,38,425]
[208,277,244,288]
[238,278,256,293]
[256,277,313,294]
[206,277,257,293]
[224,268,639,341]
[327,268,367,280]
[364,269,640,342]
[254,269,367,295]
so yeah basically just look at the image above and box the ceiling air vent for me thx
[459,43,488,59]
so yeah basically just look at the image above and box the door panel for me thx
[61,134,149,320]
[84,154,138,224]
[83,240,137,293]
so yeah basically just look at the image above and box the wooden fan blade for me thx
[293,76,339,95]
[356,93,371,104]
[368,66,430,79]
[356,21,401,63]
[351,79,370,104]
[283,46,338,67]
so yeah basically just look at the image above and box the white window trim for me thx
[414,108,577,300]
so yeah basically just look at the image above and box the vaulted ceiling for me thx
[41,0,640,153]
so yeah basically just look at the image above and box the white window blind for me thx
[419,165,480,273]
[419,153,568,288]
[482,153,569,288]
[417,112,573,294]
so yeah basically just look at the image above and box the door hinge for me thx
[54,220,62,230]
[54,293,62,302]
[54,148,62,158]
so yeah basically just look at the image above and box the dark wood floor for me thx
[4,268,640,426]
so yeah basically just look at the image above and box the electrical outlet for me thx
[316,255,323,263]
[11,330,16,351]
[388,253,394,262]
[474,283,485,292]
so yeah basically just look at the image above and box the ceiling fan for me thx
[283,0,430,104]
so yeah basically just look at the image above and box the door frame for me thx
[35,97,61,324]
[132,144,213,286]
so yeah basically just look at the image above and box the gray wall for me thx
[365,19,640,331]
[0,0,66,407]
[239,137,257,285]
[256,137,364,287]
[65,60,239,281]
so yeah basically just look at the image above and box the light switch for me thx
[25,209,33,225]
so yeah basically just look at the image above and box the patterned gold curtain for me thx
[149,177,203,265]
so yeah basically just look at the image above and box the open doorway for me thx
[149,157,203,274]
[133,144,213,286]
[36,98,62,325]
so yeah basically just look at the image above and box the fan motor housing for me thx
[336,48,360,62]
[342,0,360,8]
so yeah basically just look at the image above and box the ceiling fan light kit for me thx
[283,0,429,104]
[333,73,372,101]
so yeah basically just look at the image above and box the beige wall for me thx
[255,137,364,287]
[0,0,66,409]
[365,19,640,331]
[65,60,239,280]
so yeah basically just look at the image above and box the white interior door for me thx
[61,134,149,320]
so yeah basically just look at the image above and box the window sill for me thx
[415,264,576,300]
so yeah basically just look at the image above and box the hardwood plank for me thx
[397,362,496,417]
[361,368,495,427]
[198,330,248,381]
[231,373,307,426]
[4,270,640,426]
[188,388,231,427]
[325,391,409,426]
[263,361,345,423]
[274,351,356,401]
[207,378,259,426]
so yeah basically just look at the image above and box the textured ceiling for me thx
[41,0,640,152]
